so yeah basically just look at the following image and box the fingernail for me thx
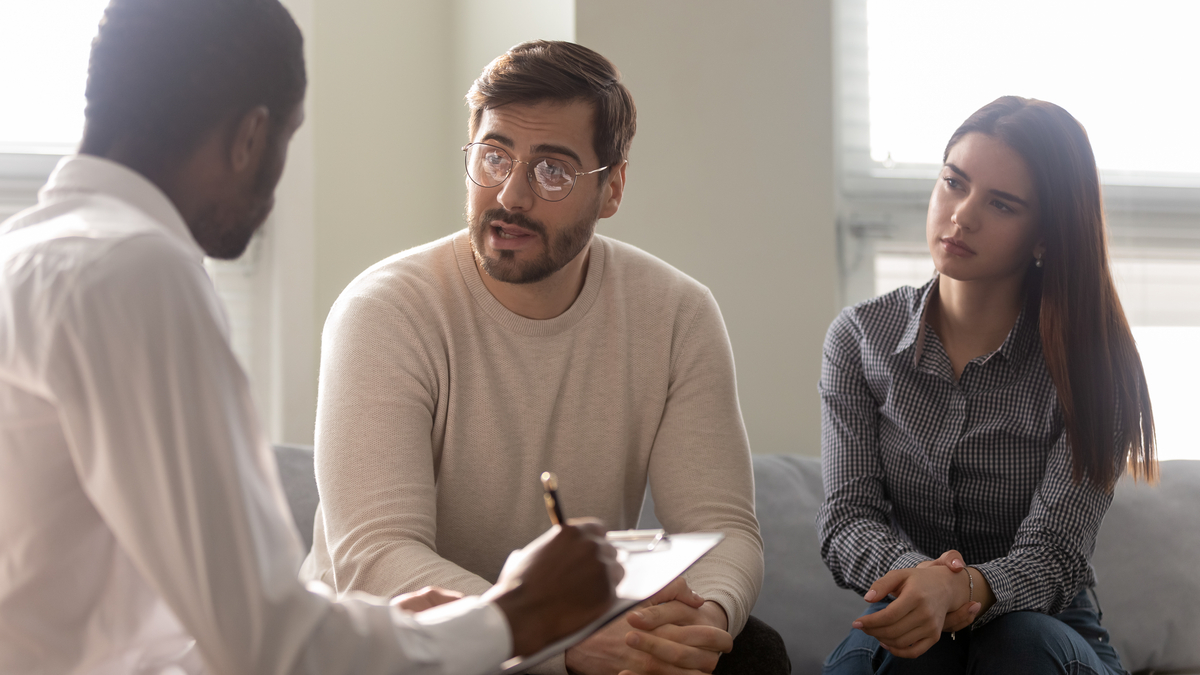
[627,632,641,646]
[852,621,863,629]
[972,603,981,613]
[631,610,646,622]
[953,560,963,569]
[864,589,877,601]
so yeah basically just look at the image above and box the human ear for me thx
[1032,240,1047,267]
[229,105,271,174]
[598,160,627,219]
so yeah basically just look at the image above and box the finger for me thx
[565,517,608,539]
[879,634,939,659]
[928,549,966,572]
[876,620,936,652]
[626,631,722,672]
[607,556,626,586]
[943,601,981,633]
[855,587,929,633]
[628,602,704,631]
[859,602,930,642]
[646,576,706,609]
[644,623,734,653]
[863,569,909,603]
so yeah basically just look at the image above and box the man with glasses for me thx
[302,41,784,674]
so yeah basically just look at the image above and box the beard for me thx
[193,132,285,260]
[467,199,600,285]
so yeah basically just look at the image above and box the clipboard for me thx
[492,530,725,675]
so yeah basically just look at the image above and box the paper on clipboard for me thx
[492,530,724,675]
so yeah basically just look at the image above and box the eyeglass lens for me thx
[465,144,577,201]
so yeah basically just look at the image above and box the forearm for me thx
[965,566,996,616]
[819,507,931,593]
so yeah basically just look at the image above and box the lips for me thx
[941,237,976,256]
[493,221,536,239]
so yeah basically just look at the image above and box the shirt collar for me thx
[38,154,205,262]
[893,276,939,363]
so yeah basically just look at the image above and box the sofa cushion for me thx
[1093,459,1200,674]
[274,443,318,552]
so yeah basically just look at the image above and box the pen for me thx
[541,471,566,526]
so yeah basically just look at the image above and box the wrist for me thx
[489,583,546,658]
[700,600,729,632]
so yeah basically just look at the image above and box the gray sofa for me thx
[273,446,1200,675]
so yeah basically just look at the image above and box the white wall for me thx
[576,1,838,455]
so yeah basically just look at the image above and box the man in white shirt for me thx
[0,2,623,674]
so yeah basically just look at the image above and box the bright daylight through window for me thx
[860,0,1200,460]
[0,1,108,154]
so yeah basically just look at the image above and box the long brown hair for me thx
[945,96,1156,488]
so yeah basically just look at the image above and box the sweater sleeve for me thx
[647,289,764,637]
[310,292,493,598]
[816,309,931,594]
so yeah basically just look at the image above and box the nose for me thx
[495,165,535,213]
[951,197,981,232]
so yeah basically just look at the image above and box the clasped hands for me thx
[851,549,991,659]
[566,576,732,675]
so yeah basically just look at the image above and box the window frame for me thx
[833,0,1200,307]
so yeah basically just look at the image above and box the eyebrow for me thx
[478,132,584,168]
[945,163,1031,208]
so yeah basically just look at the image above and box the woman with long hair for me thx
[818,96,1155,674]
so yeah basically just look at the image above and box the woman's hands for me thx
[852,550,989,658]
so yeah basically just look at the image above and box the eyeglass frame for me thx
[461,142,611,202]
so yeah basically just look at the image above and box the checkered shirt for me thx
[816,278,1115,626]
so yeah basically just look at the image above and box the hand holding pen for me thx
[542,471,566,525]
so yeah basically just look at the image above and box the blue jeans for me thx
[822,589,1127,675]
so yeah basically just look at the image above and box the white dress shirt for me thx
[0,155,511,675]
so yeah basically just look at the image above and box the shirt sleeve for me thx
[43,235,510,675]
[647,289,764,637]
[971,428,1113,626]
[816,309,931,594]
[310,291,495,598]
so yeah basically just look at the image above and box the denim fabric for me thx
[822,590,1128,675]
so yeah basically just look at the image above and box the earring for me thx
[1034,255,1043,268]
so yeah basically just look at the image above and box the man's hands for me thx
[853,549,987,659]
[483,519,624,658]
[566,577,733,675]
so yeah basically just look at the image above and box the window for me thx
[0,1,108,219]
[0,1,109,153]
[839,0,1200,460]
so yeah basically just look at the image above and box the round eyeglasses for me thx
[462,142,609,202]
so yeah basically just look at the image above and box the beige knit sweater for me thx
[301,230,763,658]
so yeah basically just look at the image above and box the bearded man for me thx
[302,41,787,675]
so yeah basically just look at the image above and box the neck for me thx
[930,271,1026,362]
[476,242,592,320]
[87,140,204,228]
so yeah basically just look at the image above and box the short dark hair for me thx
[466,40,636,174]
[81,0,306,160]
